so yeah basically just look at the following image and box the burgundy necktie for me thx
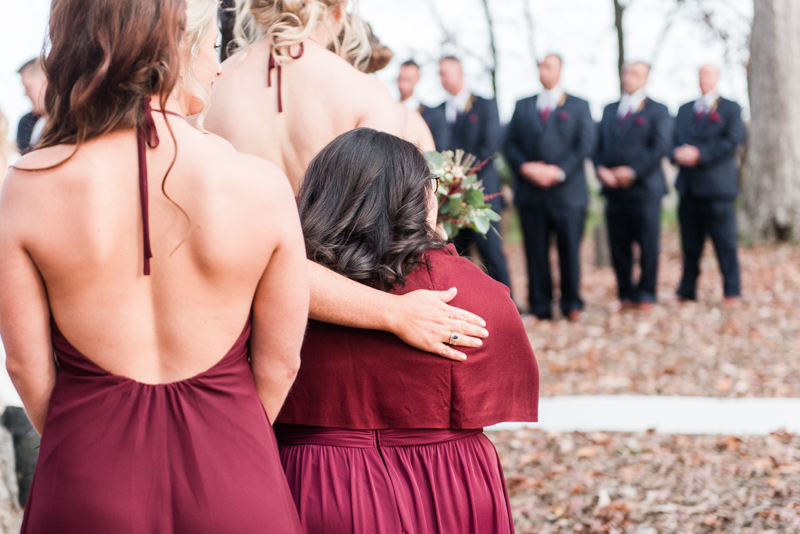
[618,110,630,128]
[540,107,551,123]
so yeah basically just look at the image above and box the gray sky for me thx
[1,0,752,141]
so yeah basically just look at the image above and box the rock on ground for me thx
[0,426,22,533]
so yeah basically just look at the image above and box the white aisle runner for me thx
[488,395,800,435]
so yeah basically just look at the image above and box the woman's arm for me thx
[308,261,488,361]
[250,173,310,422]
[0,171,57,434]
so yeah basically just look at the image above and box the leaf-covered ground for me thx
[503,229,800,398]
[490,428,800,534]
[489,224,800,531]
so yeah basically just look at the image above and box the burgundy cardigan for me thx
[277,245,539,429]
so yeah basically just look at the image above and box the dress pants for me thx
[605,199,662,303]
[677,194,741,299]
[452,224,511,289]
[451,198,511,288]
[519,205,586,319]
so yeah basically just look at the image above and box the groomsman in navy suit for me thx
[595,62,673,311]
[422,56,510,288]
[505,55,596,320]
[673,65,746,305]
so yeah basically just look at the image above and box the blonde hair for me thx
[0,107,12,162]
[181,0,219,131]
[233,0,372,72]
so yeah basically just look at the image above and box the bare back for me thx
[206,40,434,193]
[0,112,308,386]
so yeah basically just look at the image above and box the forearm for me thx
[308,260,395,331]
[696,141,737,167]
[252,359,300,422]
[631,151,665,179]
[8,363,56,434]
[504,143,527,174]
[554,154,581,177]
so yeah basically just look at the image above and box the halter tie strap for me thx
[267,43,304,113]
[136,97,183,276]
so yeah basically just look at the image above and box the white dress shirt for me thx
[536,85,567,182]
[445,87,471,124]
[29,117,46,149]
[537,85,565,113]
[694,88,719,114]
[618,88,647,117]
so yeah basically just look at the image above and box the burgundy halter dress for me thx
[21,100,303,534]
[275,245,539,534]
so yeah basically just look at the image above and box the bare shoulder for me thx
[302,41,391,99]
[1,145,85,198]
[210,143,294,210]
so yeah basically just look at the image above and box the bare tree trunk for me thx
[522,0,538,65]
[479,0,499,97]
[745,0,800,242]
[613,0,626,94]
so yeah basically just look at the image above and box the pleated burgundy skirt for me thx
[275,424,515,534]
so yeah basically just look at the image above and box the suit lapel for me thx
[454,95,476,130]
[527,96,544,135]
[618,98,647,139]
[610,101,626,140]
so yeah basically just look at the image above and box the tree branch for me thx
[522,0,538,65]
[425,0,496,84]
[479,0,499,97]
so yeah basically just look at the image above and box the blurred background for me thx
[1,1,799,532]
[1,0,752,130]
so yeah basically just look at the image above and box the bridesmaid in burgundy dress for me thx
[0,0,306,532]
[275,128,539,534]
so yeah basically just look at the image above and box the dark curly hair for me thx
[298,128,445,291]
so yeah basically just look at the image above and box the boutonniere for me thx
[708,112,722,123]
[468,113,479,123]
[558,111,570,121]
[635,116,647,126]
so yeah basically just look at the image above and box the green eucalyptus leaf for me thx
[448,193,463,214]
[467,188,485,206]
[425,151,444,170]
[485,209,502,222]
[462,173,477,187]
[438,203,450,215]
[474,214,491,235]
[442,221,454,239]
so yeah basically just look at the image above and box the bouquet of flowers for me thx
[425,149,501,240]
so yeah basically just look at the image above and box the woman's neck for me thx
[149,94,186,117]
[309,22,335,49]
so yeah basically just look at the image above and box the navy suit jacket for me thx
[505,94,596,209]
[422,95,503,205]
[16,112,39,154]
[673,97,746,199]
[594,98,673,204]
